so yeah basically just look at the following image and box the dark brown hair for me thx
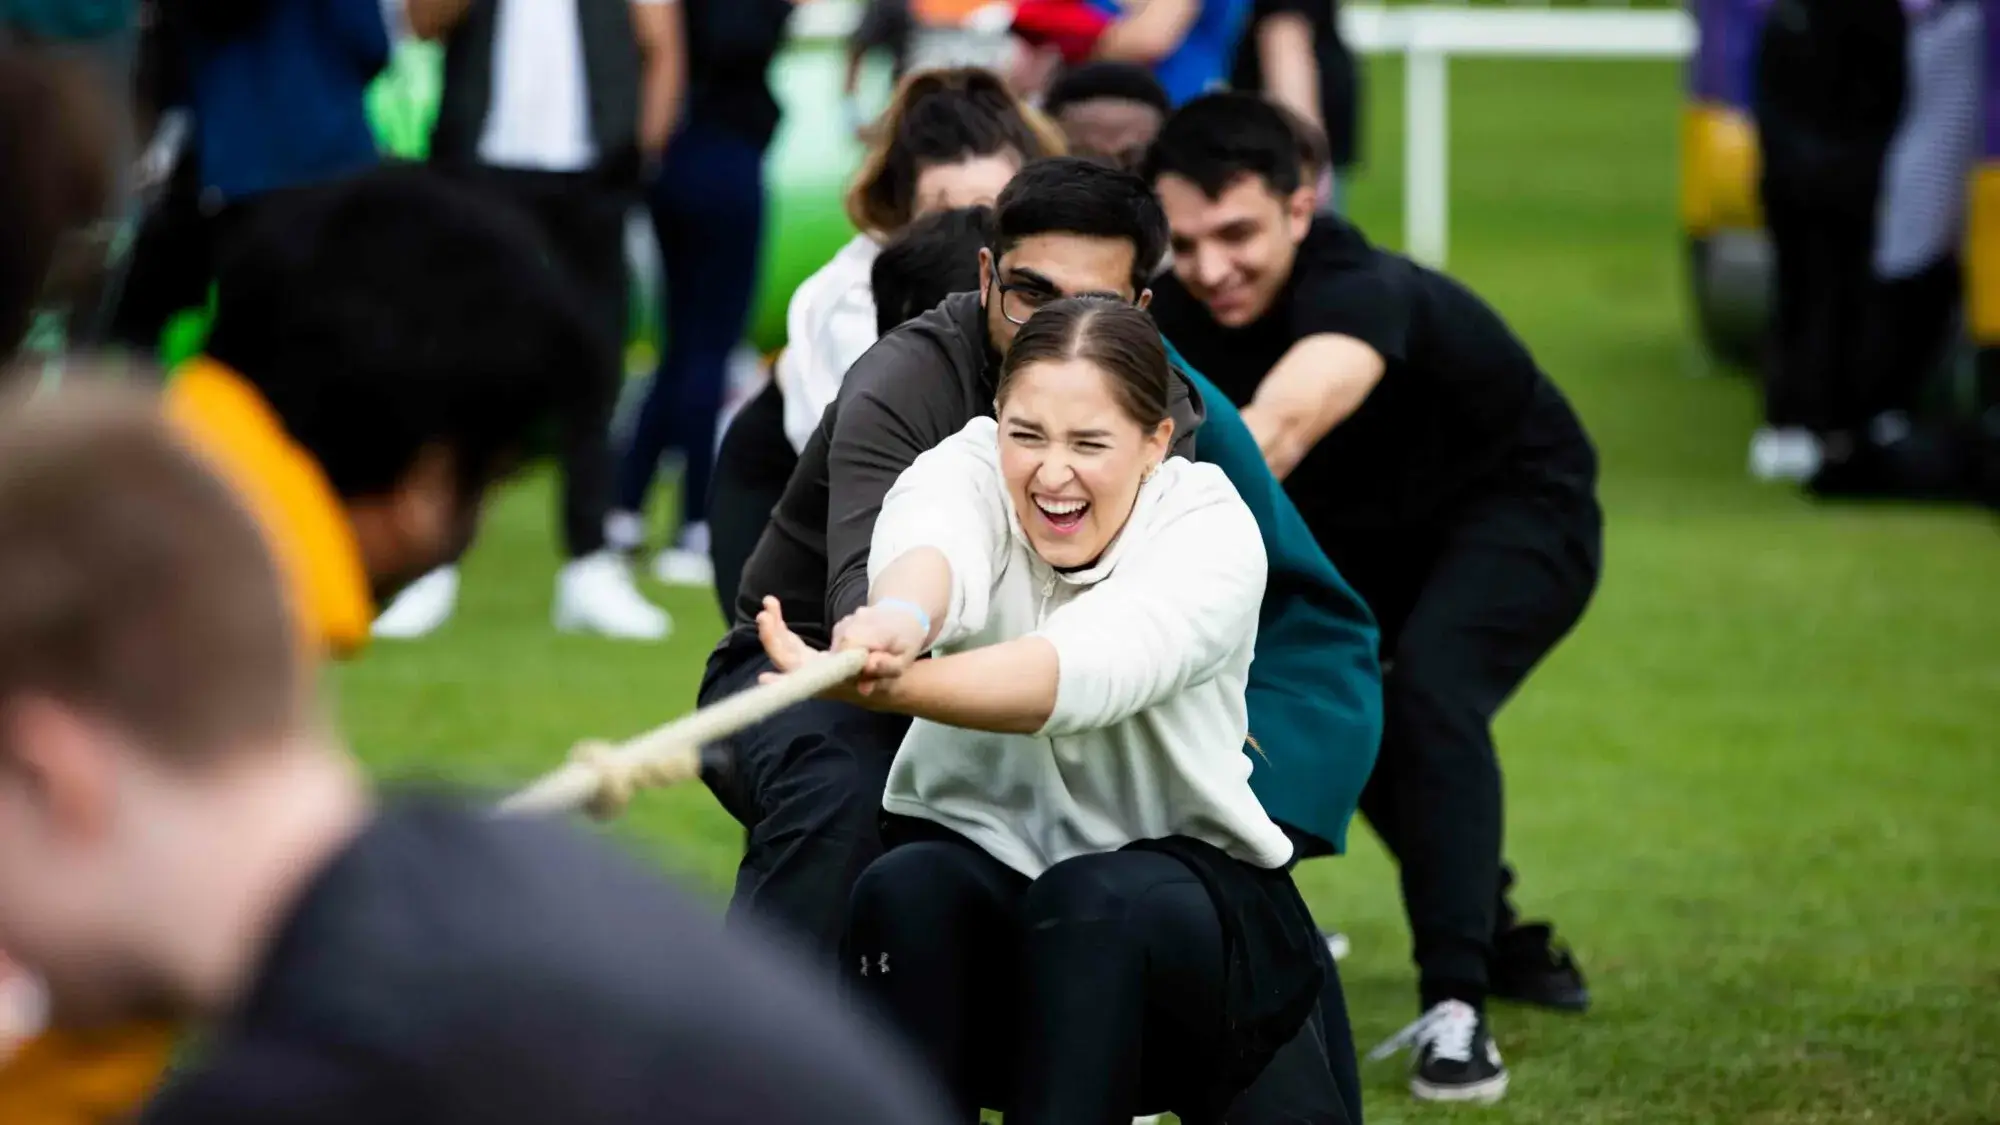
[998,297,1171,429]
[0,376,303,767]
[845,67,1066,237]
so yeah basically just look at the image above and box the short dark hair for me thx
[1274,102,1330,183]
[0,377,302,767]
[991,158,1169,293]
[847,67,1065,236]
[1043,62,1171,118]
[872,205,993,336]
[998,297,1171,429]
[1144,92,1304,198]
[205,164,591,501]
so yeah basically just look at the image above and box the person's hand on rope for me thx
[756,597,908,705]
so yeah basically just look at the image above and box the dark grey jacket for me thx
[725,292,1205,652]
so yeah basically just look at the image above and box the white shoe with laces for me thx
[371,565,461,640]
[554,552,671,640]
[1367,999,1509,1104]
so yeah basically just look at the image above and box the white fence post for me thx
[1403,38,1450,267]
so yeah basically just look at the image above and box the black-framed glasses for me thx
[993,280,1055,327]
[991,277,1132,326]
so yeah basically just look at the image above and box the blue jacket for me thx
[184,0,390,202]
[1171,345,1383,853]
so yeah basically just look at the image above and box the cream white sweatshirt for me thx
[870,418,1296,878]
[774,234,882,454]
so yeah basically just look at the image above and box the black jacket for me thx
[723,292,1207,656]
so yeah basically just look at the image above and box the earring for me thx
[1143,462,1159,483]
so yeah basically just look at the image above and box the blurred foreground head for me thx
[187,164,594,603]
[0,376,346,1024]
[0,45,116,360]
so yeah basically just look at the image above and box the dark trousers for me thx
[457,165,630,557]
[708,377,798,618]
[1344,484,1601,1011]
[697,638,909,963]
[1762,187,1883,435]
[1859,253,1963,422]
[846,832,1346,1125]
[616,119,769,527]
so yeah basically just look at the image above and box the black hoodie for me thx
[721,291,1206,657]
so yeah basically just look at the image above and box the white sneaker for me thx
[372,565,460,640]
[1324,931,1351,961]
[1749,426,1824,482]
[652,521,714,588]
[554,552,671,640]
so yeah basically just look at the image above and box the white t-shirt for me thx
[870,418,1295,879]
[774,234,884,454]
[479,0,673,172]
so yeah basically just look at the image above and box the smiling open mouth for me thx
[1033,495,1090,535]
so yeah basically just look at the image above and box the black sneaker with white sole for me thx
[1366,999,1509,1104]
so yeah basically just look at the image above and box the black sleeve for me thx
[142,1038,402,1125]
[823,340,968,626]
[1290,260,1413,368]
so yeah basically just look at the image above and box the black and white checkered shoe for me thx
[1367,999,1509,1104]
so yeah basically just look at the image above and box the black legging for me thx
[845,831,1343,1125]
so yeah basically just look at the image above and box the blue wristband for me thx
[874,597,932,637]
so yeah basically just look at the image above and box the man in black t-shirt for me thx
[0,386,951,1125]
[1144,93,1601,1106]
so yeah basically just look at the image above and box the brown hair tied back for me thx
[998,297,1171,430]
[846,66,1068,238]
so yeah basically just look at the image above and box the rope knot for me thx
[570,739,632,821]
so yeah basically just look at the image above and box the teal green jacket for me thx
[1170,345,1383,854]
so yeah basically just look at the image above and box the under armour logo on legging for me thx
[859,953,890,976]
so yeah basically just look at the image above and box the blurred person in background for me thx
[843,0,913,135]
[0,164,597,1125]
[607,0,793,592]
[1749,0,1907,483]
[703,67,1061,613]
[1231,0,1360,214]
[1146,94,1600,1105]
[1040,60,1169,172]
[1012,0,1252,106]
[0,380,957,1125]
[103,0,391,359]
[1812,0,1983,501]
[383,0,684,640]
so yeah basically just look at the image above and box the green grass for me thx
[333,58,2000,1123]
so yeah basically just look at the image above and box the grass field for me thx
[332,57,2000,1124]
